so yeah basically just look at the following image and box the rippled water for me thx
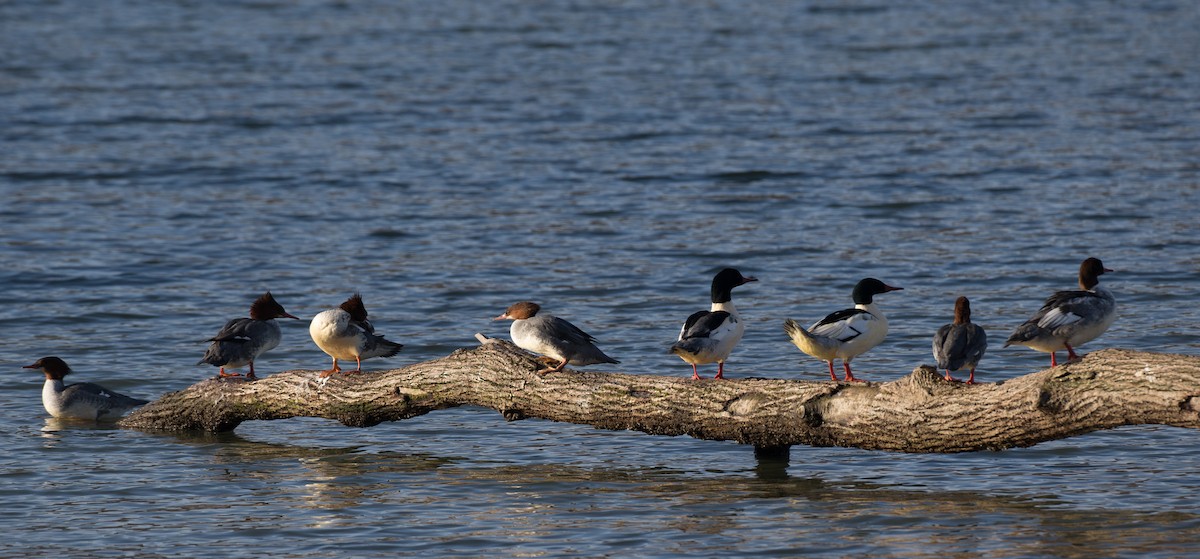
[2,0,1200,557]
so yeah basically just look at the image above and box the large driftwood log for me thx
[120,338,1200,453]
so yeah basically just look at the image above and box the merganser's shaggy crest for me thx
[23,356,148,420]
[932,296,988,383]
[198,292,298,379]
[495,301,619,375]
[1005,257,1115,367]
[670,268,758,380]
[784,277,902,382]
[310,294,404,378]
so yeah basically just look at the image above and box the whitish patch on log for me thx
[119,338,1200,453]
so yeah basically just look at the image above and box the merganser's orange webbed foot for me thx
[944,371,961,382]
[690,364,701,381]
[713,362,726,380]
[843,363,866,383]
[319,360,341,379]
[537,358,568,375]
[218,367,244,378]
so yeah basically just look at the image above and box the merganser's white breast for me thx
[41,378,147,420]
[309,300,404,364]
[671,301,745,365]
[509,314,618,366]
[310,308,366,360]
[1005,258,1116,355]
[806,302,888,361]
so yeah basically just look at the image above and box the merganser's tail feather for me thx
[784,318,841,359]
[361,336,404,359]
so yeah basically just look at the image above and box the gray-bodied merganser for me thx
[784,277,902,382]
[932,296,988,383]
[670,268,758,380]
[1005,257,1115,367]
[23,356,148,420]
[198,292,298,379]
[309,293,404,378]
[494,301,619,375]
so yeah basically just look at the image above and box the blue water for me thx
[3,0,1200,557]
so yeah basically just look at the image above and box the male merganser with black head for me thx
[310,293,404,378]
[1005,257,1115,367]
[784,277,902,382]
[670,268,758,380]
[932,296,988,383]
[23,356,148,420]
[198,291,298,379]
[495,301,619,375]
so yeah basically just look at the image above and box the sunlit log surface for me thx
[120,336,1200,453]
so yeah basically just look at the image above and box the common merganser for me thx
[494,301,619,374]
[309,293,404,378]
[932,296,988,384]
[1004,257,1115,367]
[198,292,298,379]
[784,277,902,382]
[670,268,758,380]
[23,356,148,420]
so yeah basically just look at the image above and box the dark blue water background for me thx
[2,1,1199,557]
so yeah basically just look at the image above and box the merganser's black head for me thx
[711,268,758,304]
[1079,257,1113,290]
[953,296,971,325]
[23,356,72,380]
[851,278,903,305]
[339,293,370,322]
[495,301,541,321]
[249,291,299,321]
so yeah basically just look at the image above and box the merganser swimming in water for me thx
[494,301,619,375]
[784,277,902,383]
[309,293,404,378]
[198,292,298,379]
[670,268,758,380]
[932,296,988,384]
[23,356,148,420]
[1005,257,1115,367]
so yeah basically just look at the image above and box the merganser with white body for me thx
[198,292,298,379]
[1005,257,1115,367]
[309,293,404,378]
[932,296,988,384]
[494,301,619,374]
[23,356,148,420]
[670,268,758,380]
[784,277,902,382]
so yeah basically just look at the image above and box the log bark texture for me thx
[119,338,1200,453]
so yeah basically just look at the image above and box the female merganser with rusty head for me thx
[310,293,405,378]
[23,356,149,420]
[198,291,298,379]
[1005,257,1115,367]
[932,296,988,383]
[670,267,758,380]
[784,277,903,382]
[495,301,619,375]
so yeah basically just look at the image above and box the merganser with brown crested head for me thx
[784,277,903,383]
[932,296,988,383]
[494,301,619,375]
[309,293,404,378]
[670,267,758,380]
[23,356,148,420]
[198,292,298,379]
[1005,257,1115,367]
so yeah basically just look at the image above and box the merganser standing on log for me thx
[670,268,758,380]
